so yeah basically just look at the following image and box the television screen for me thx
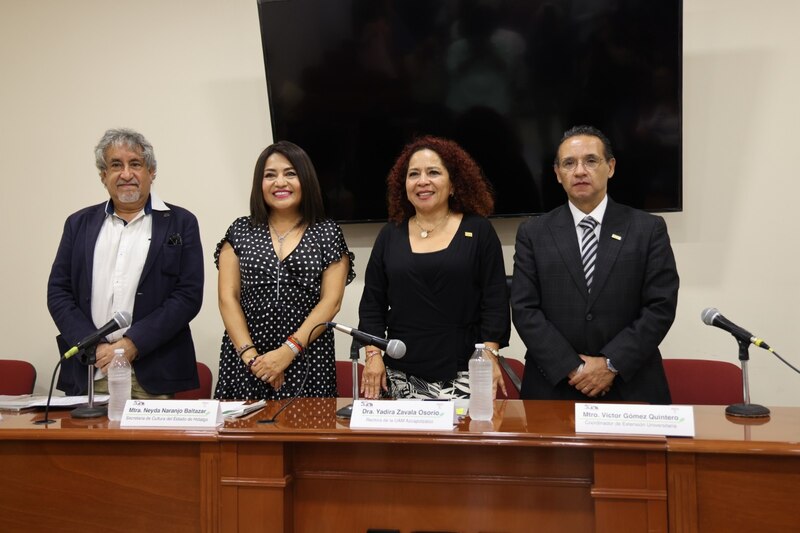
[258,0,682,222]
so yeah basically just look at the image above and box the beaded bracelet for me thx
[246,353,262,370]
[365,350,381,362]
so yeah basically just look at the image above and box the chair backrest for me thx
[336,360,364,398]
[174,362,213,400]
[0,359,37,395]
[497,357,524,399]
[663,358,744,405]
[500,275,522,399]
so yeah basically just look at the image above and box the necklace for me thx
[269,219,302,259]
[412,210,449,238]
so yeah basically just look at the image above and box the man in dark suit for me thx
[47,128,204,397]
[511,125,678,403]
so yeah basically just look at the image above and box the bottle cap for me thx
[114,348,125,355]
[474,343,485,349]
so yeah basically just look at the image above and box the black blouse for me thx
[358,214,510,382]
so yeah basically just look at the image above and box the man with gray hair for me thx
[48,128,204,398]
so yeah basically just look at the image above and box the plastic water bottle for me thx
[468,343,493,421]
[107,348,131,421]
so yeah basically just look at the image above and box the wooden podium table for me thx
[0,410,219,532]
[2,400,799,532]
[218,399,667,533]
[667,406,800,533]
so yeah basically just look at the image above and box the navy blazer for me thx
[510,199,679,404]
[47,200,204,395]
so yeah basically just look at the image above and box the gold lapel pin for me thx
[464,231,473,238]
[611,233,622,240]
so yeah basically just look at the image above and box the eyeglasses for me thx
[557,156,606,172]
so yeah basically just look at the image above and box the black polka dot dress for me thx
[213,217,355,400]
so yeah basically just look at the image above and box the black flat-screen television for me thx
[258,0,682,222]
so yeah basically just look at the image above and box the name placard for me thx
[350,399,455,431]
[120,399,223,428]
[575,402,695,437]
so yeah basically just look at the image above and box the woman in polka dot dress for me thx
[215,141,355,400]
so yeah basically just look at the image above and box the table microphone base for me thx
[725,403,770,418]
[336,403,354,418]
[71,405,108,419]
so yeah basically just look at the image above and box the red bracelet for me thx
[287,335,305,354]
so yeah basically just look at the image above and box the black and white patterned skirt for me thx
[386,367,471,399]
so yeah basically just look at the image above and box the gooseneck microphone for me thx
[62,310,133,359]
[700,308,771,350]
[700,307,780,419]
[325,322,406,359]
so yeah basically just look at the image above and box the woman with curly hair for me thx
[358,135,510,400]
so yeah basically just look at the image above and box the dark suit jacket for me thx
[510,198,679,403]
[47,200,204,395]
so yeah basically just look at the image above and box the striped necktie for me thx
[578,216,599,291]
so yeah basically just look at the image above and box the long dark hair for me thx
[249,141,326,226]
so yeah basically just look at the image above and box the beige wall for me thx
[2,0,798,406]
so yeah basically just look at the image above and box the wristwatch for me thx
[606,358,619,374]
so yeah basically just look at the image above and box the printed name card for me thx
[575,402,695,437]
[350,399,455,431]
[120,399,223,428]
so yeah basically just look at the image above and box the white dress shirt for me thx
[567,195,608,255]
[90,192,170,378]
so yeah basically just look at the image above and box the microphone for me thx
[63,310,133,359]
[325,322,406,359]
[701,308,771,350]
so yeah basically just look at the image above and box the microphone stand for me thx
[71,345,108,419]
[336,340,362,419]
[725,338,770,418]
[33,360,64,425]
[257,324,325,425]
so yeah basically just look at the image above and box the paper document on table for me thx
[0,394,109,410]
[221,400,267,418]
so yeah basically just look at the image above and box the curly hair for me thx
[386,136,494,223]
[95,128,156,174]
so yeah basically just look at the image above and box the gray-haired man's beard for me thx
[118,190,141,203]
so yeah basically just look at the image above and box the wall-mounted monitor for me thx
[258,0,682,222]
